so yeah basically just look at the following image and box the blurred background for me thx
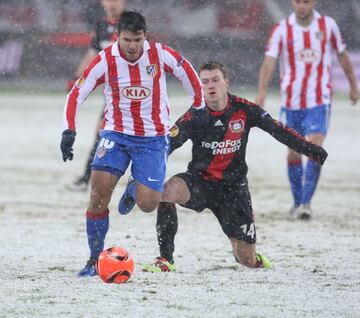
[0,0,359,91]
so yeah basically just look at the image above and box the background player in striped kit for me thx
[141,61,327,272]
[256,0,359,219]
[60,11,205,276]
[66,0,127,191]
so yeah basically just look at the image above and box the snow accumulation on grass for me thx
[0,91,359,317]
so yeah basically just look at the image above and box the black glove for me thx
[60,129,76,162]
[308,144,328,166]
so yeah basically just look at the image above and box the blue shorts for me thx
[91,130,170,192]
[280,104,331,137]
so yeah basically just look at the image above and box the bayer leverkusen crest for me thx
[146,64,158,78]
[229,119,245,133]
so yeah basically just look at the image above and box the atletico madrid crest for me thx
[315,31,325,41]
[97,146,106,159]
[146,64,158,78]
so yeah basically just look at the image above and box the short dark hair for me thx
[118,11,147,33]
[199,61,228,79]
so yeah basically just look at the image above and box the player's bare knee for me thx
[162,179,179,202]
[89,185,111,211]
[288,150,301,162]
[137,199,158,213]
[162,177,189,203]
[136,187,161,212]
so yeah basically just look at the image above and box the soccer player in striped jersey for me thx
[141,61,327,272]
[256,0,359,220]
[60,11,205,276]
[66,0,127,191]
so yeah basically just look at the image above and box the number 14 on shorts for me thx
[240,223,255,239]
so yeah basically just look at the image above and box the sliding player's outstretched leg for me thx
[231,239,273,269]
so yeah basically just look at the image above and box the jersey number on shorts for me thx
[240,223,255,239]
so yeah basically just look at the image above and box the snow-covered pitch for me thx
[1,90,359,317]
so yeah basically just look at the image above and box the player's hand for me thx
[349,86,359,105]
[66,78,77,92]
[60,129,76,162]
[308,144,328,166]
[255,91,266,107]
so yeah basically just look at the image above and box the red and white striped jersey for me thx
[265,11,346,109]
[64,40,205,136]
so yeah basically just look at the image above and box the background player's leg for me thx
[301,133,325,216]
[82,134,100,183]
[287,148,303,215]
[285,109,305,215]
[67,115,105,191]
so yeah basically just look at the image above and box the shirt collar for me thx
[111,40,150,57]
[288,10,321,26]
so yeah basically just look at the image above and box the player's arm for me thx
[61,54,105,162]
[337,51,359,105]
[256,23,282,107]
[253,106,328,165]
[330,18,359,105]
[169,108,205,154]
[161,44,205,109]
[256,56,277,107]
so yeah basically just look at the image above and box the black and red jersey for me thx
[91,18,118,52]
[170,94,325,185]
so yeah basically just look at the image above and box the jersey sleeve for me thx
[250,105,323,157]
[328,17,346,54]
[160,44,205,109]
[169,108,206,154]
[265,22,283,58]
[63,54,105,131]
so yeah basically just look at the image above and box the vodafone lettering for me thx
[201,139,241,155]
[122,86,151,100]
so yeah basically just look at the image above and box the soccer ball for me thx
[96,246,134,284]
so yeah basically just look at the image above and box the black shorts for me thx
[176,172,256,244]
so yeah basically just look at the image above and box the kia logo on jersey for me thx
[297,49,319,63]
[122,86,151,100]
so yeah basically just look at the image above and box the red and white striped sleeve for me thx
[63,54,105,131]
[328,17,346,54]
[265,22,283,58]
[161,44,205,109]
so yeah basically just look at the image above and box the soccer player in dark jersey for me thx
[66,0,127,191]
[137,61,328,272]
